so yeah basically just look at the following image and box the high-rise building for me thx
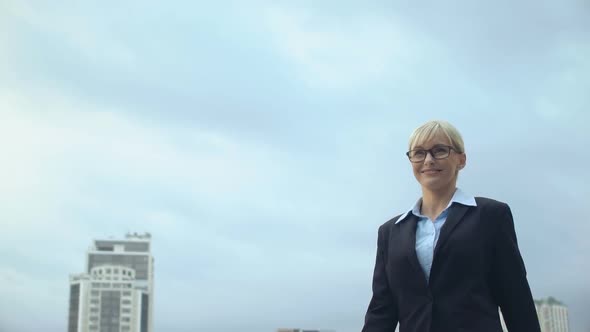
[499,298,569,332]
[535,297,569,332]
[67,233,154,332]
[277,329,335,332]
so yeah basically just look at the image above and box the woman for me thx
[362,120,540,332]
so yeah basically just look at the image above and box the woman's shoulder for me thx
[473,197,513,224]
[474,196,510,209]
[377,213,405,232]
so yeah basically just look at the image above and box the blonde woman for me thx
[362,120,540,332]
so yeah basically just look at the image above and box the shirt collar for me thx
[395,188,477,224]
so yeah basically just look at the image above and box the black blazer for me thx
[362,197,541,332]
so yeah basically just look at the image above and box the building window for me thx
[90,299,99,304]
[122,308,131,314]
[122,291,131,296]
[122,299,132,305]
[121,317,131,322]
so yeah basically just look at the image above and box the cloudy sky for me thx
[1,1,589,331]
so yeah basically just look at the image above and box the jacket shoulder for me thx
[474,197,513,227]
[474,196,509,209]
[378,213,403,233]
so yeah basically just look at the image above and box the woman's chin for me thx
[420,179,453,192]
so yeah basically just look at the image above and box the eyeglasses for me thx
[406,145,457,163]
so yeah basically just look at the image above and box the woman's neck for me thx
[420,186,457,220]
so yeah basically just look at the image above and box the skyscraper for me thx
[499,298,569,332]
[67,233,154,332]
[277,328,336,332]
[535,297,570,332]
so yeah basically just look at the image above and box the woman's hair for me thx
[408,120,465,153]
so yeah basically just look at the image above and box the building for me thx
[535,297,570,332]
[67,232,154,332]
[498,298,569,332]
[277,328,336,332]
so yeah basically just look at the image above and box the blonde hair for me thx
[408,120,465,153]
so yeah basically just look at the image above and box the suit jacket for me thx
[362,197,541,332]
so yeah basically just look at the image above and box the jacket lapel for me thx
[433,203,471,257]
[399,214,425,283]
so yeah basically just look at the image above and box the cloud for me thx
[533,42,590,125]
[0,266,65,332]
[1,1,138,69]
[264,5,423,90]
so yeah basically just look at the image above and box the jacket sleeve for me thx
[491,204,541,332]
[362,224,398,332]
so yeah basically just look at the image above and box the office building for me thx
[67,233,154,332]
[277,328,336,332]
[535,297,569,332]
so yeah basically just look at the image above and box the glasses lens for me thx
[410,150,426,161]
[432,146,450,159]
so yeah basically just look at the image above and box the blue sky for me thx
[1,1,589,331]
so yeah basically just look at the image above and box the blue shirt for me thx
[395,188,477,282]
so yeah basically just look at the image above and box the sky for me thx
[0,0,589,331]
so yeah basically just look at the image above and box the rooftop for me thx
[534,297,566,306]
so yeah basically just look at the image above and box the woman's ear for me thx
[459,153,467,169]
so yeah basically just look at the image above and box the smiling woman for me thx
[361,120,541,332]
[406,122,466,208]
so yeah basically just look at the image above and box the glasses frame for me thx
[406,145,457,163]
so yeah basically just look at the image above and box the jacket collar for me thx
[395,188,476,224]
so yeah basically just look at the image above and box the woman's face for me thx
[410,131,466,193]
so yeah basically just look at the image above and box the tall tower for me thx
[535,297,570,332]
[67,233,154,332]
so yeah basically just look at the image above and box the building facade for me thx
[498,297,569,332]
[68,233,154,332]
[277,329,336,332]
[535,297,569,332]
